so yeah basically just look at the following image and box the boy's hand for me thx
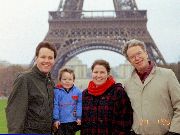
[53,121,60,129]
[76,119,81,125]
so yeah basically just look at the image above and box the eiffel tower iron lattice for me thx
[43,0,166,78]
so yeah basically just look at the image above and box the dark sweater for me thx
[81,83,133,135]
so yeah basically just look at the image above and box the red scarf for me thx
[88,76,115,96]
[136,61,154,83]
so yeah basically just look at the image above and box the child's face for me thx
[60,72,74,90]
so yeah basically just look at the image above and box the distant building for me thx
[113,60,133,79]
[62,57,88,79]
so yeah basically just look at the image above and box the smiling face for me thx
[60,72,74,90]
[92,64,109,86]
[127,45,149,73]
[35,47,55,75]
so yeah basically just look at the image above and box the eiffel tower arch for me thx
[44,0,166,78]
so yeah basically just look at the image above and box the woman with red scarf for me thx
[81,59,133,135]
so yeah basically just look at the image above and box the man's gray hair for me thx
[123,39,146,59]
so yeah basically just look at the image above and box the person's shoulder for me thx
[106,83,127,98]
[82,88,88,95]
[112,83,123,89]
[12,70,32,85]
[73,85,82,93]
[14,69,31,80]
[109,83,125,94]
[18,68,33,78]
[124,69,135,82]
[156,66,173,75]
[54,88,62,95]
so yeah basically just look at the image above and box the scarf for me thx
[136,61,154,83]
[56,83,62,89]
[88,76,115,96]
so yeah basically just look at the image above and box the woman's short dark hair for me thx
[35,41,57,58]
[91,59,111,74]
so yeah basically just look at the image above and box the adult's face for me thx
[35,47,55,75]
[127,45,149,73]
[92,64,109,86]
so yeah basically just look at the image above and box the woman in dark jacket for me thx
[81,59,133,135]
[6,42,56,134]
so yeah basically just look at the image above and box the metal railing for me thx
[48,10,147,21]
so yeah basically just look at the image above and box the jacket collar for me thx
[32,65,51,80]
[131,64,157,87]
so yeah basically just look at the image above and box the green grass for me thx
[76,131,80,135]
[0,99,7,133]
[0,99,80,134]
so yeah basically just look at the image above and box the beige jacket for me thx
[125,66,180,135]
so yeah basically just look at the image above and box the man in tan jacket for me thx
[123,39,180,135]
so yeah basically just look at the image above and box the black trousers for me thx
[54,122,81,135]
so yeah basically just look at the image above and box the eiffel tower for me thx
[44,0,166,78]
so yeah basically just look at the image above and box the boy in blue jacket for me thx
[53,68,82,135]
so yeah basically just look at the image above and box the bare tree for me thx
[0,65,27,97]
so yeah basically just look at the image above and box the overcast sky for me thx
[0,0,179,67]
